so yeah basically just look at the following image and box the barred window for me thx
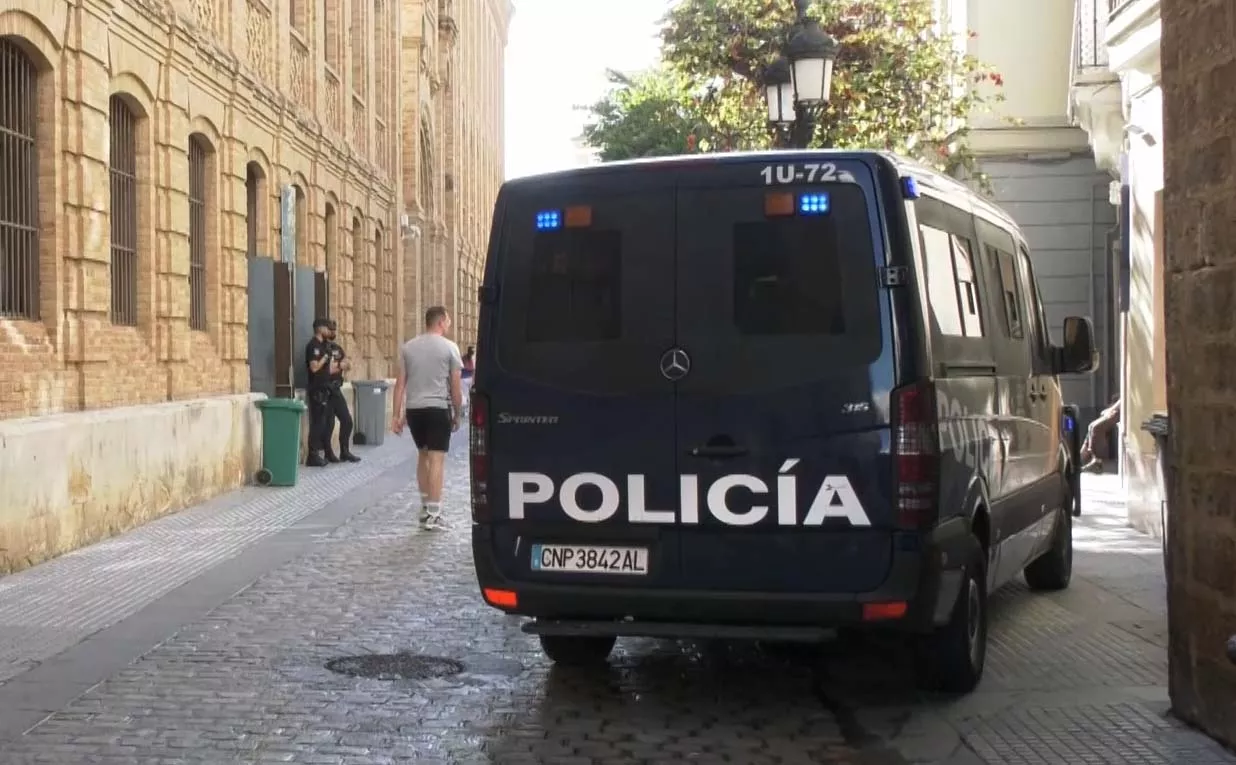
[188,134,210,331]
[0,39,40,320]
[109,96,139,327]
[352,216,365,345]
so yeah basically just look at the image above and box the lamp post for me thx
[761,0,840,150]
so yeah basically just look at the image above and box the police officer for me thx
[323,325,360,464]
[305,318,336,467]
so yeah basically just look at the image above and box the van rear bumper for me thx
[471,518,975,637]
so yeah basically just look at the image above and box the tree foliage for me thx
[581,0,1006,185]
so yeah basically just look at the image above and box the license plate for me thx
[530,544,649,575]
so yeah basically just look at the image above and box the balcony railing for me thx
[1073,0,1111,71]
[1109,0,1135,16]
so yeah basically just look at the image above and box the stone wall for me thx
[0,394,263,574]
[1161,0,1236,747]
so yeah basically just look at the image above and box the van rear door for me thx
[673,159,898,594]
[485,180,681,588]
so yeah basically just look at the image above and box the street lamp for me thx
[761,0,840,149]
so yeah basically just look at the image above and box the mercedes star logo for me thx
[660,348,691,381]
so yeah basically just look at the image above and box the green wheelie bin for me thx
[255,397,308,487]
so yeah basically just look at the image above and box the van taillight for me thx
[470,392,490,522]
[892,381,939,529]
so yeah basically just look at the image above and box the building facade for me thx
[952,0,1119,426]
[1159,0,1236,747]
[400,0,510,349]
[0,0,402,420]
[0,0,507,575]
[1070,0,1167,537]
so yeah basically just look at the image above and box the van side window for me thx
[986,245,1025,340]
[732,220,845,335]
[919,225,964,336]
[526,229,622,342]
[1016,245,1052,360]
[951,236,984,338]
[918,225,984,338]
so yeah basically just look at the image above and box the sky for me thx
[503,0,673,179]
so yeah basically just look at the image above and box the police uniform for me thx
[304,333,335,466]
[323,340,359,462]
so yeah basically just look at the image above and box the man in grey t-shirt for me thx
[392,306,463,530]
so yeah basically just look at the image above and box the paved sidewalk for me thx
[0,435,413,686]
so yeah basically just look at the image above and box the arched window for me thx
[292,184,307,262]
[419,125,433,215]
[245,161,267,257]
[352,216,365,347]
[109,95,139,326]
[188,134,212,331]
[374,225,384,349]
[0,39,40,320]
[324,202,337,280]
[322,202,337,320]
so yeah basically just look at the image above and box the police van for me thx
[468,150,1098,693]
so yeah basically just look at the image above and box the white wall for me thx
[0,395,264,574]
[963,0,1092,154]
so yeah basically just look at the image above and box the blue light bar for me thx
[798,193,830,215]
[1063,413,1076,433]
[535,210,562,230]
[901,176,921,200]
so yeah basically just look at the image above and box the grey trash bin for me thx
[351,380,391,447]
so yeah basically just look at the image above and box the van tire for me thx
[538,635,616,665]
[917,536,987,694]
[1024,506,1073,591]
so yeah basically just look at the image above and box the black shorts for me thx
[406,407,452,452]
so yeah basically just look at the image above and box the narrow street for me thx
[0,432,1231,764]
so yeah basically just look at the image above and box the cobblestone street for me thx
[0,432,1232,764]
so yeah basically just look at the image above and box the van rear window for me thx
[733,220,845,336]
[525,229,621,343]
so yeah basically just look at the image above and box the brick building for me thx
[400,0,510,348]
[1160,0,1236,749]
[0,0,507,574]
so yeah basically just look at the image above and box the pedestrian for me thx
[391,306,464,530]
[304,318,336,467]
[460,345,476,415]
[1080,396,1120,473]
[324,323,361,464]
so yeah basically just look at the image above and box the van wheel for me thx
[1024,506,1073,591]
[917,536,987,694]
[538,635,616,665]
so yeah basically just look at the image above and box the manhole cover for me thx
[325,653,465,680]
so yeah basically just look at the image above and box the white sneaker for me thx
[421,513,448,531]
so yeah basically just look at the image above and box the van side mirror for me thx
[1054,316,1099,375]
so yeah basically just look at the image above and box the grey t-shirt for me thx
[399,333,463,409]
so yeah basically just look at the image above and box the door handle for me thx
[689,445,749,460]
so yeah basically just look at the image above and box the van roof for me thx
[501,149,1021,236]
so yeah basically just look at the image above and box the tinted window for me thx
[987,244,1025,339]
[525,229,621,343]
[675,183,883,394]
[920,225,984,339]
[920,225,964,336]
[733,220,845,336]
[494,189,676,396]
[1016,246,1051,359]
